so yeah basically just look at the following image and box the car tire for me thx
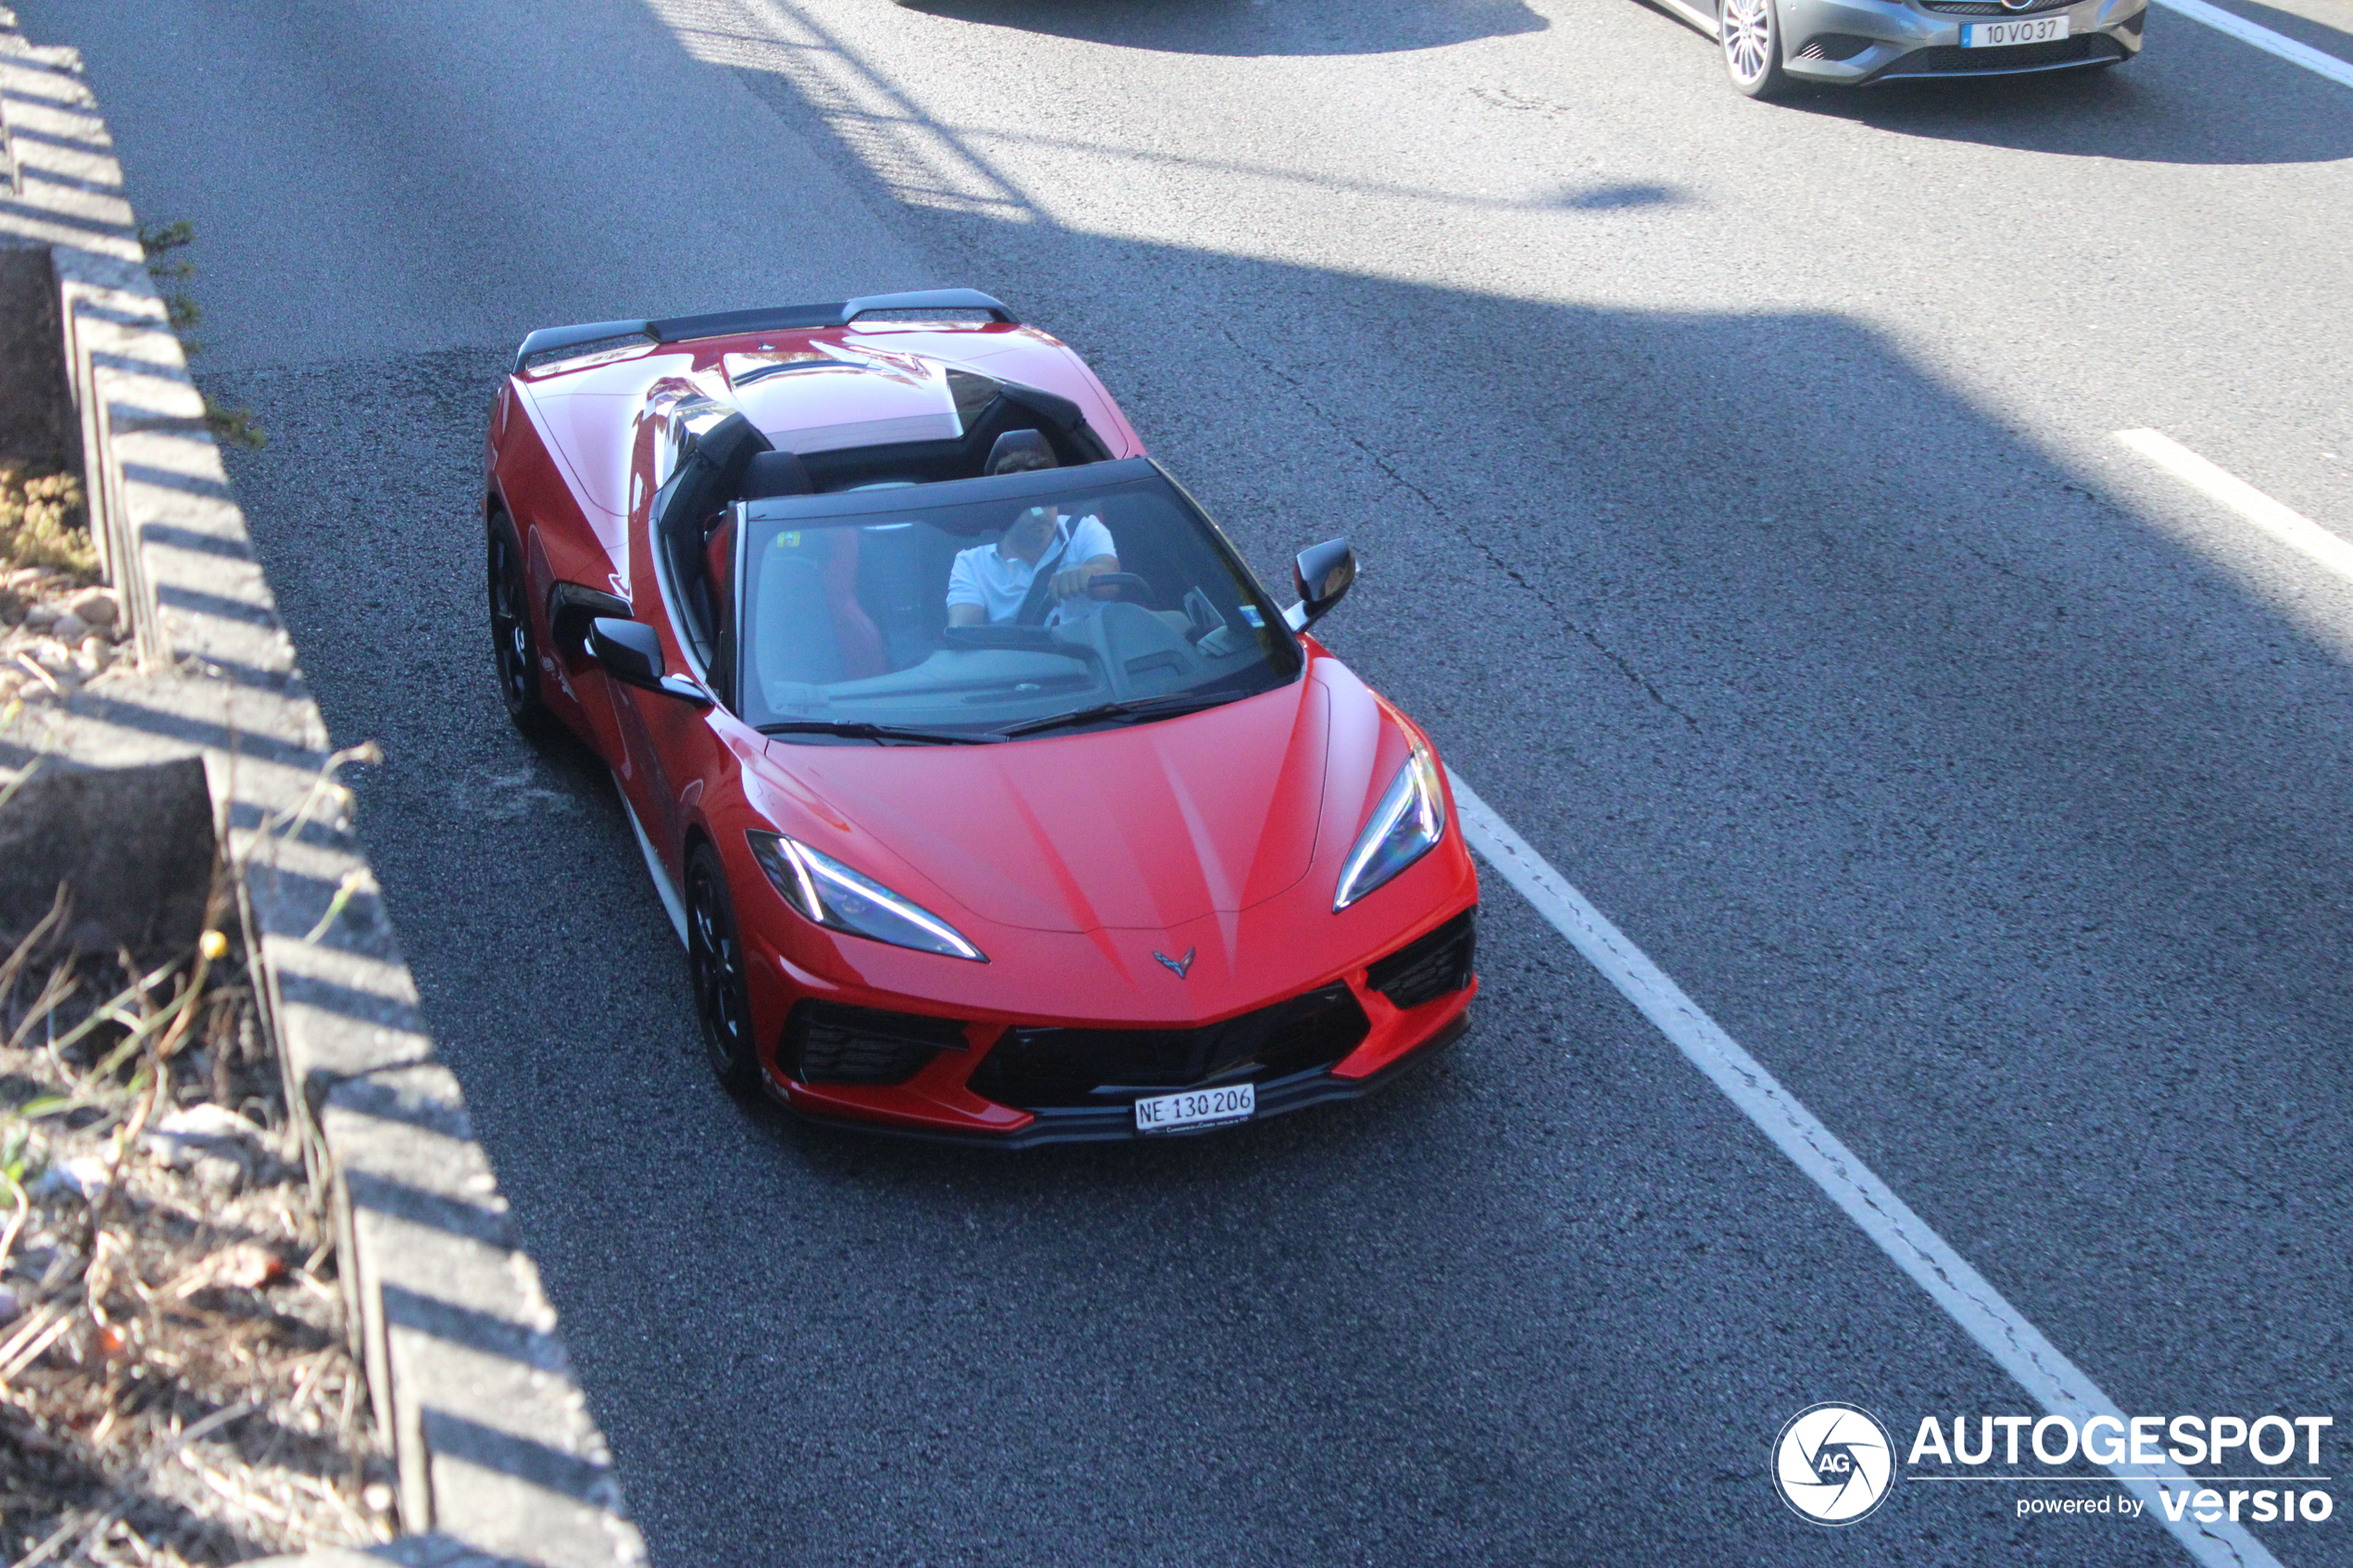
[1721,0,1793,97]
[686,842,761,1095]
[487,515,556,736]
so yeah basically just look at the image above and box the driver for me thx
[946,499,1118,627]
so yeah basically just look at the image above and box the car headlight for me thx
[1334,742,1446,911]
[746,832,987,962]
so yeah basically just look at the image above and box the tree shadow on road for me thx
[184,12,2353,1568]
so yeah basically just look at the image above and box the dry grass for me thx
[0,468,96,583]
[0,874,396,1566]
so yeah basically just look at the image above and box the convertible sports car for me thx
[484,288,1478,1145]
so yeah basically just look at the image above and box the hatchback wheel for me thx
[1722,0,1791,97]
[686,844,761,1094]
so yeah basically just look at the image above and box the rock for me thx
[78,639,111,676]
[48,611,85,643]
[0,587,20,625]
[145,1104,265,1172]
[64,587,117,628]
[195,1154,247,1193]
[22,603,57,632]
[33,1155,110,1200]
[207,1244,284,1290]
[0,1284,19,1322]
[0,756,218,954]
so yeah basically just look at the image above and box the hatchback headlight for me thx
[747,832,987,961]
[1334,742,1446,911]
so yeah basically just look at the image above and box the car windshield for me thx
[735,467,1301,742]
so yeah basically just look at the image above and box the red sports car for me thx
[484,289,1478,1144]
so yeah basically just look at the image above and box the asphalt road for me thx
[19,0,2353,1562]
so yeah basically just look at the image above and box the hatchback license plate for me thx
[1961,14,2069,44]
[1134,1082,1255,1134]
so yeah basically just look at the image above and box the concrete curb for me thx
[0,13,647,1565]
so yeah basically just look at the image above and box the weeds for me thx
[197,401,262,452]
[139,220,262,445]
[138,221,206,361]
[0,745,397,1562]
[0,465,96,582]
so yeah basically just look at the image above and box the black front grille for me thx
[1921,0,2070,14]
[1366,909,1478,1011]
[787,1002,967,1085]
[968,985,1372,1109]
[1881,33,2121,71]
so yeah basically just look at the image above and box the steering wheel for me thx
[1013,571,1154,627]
[1081,572,1151,604]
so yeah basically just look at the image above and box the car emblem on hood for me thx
[1153,947,1196,978]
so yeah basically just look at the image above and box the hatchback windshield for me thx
[735,468,1301,741]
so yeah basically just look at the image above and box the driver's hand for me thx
[1051,565,1101,600]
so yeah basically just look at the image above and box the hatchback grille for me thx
[787,1002,967,1085]
[968,985,1372,1109]
[1365,909,1478,1011]
[1881,33,2121,70]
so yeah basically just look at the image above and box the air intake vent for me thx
[1879,33,2121,72]
[1793,31,1874,58]
[787,1002,967,1086]
[969,985,1371,1109]
[1365,909,1478,1011]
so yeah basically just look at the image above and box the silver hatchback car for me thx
[1655,0,2145,95]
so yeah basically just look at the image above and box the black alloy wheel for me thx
[487,516,554,734]
[686,844,760,1094]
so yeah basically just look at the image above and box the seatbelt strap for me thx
[1012,521,1075,625]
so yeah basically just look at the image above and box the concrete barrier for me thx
[0,12,647,1564]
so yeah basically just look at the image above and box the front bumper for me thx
[1778,0,2145,82]
[808,1008,1474,1149]
[760,908,1479,1147]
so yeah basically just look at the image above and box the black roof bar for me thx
[512,290,1015,374]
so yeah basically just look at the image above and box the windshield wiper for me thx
[760,721,995,746]
[999,692,1239,739]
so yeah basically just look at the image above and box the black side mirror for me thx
[588,617,710,705]
[1290,537,1356,631]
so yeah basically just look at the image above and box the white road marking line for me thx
[2119,428,2353,583]
[1445,771,2283,1568]
[2151,0,2353,89]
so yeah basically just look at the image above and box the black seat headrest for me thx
[986,429,1057,475]
[741,449,813,500]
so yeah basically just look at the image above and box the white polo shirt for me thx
[946,513,1116,627]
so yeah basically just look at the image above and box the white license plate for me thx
[1134,1082,1255,1134]
[1961,14,2069,44]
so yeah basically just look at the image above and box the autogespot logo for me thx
[1773,1403,1898,1525]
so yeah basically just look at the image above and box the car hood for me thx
[758,680,1334,935]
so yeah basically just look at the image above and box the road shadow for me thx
[894,0,1548,55]
[176,10,2353,1568]
[1774,12,2353,164]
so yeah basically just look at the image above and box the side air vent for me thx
[1365,908,1478,1011]
[786,1002,968,1086]
[1793,31,1875,59]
